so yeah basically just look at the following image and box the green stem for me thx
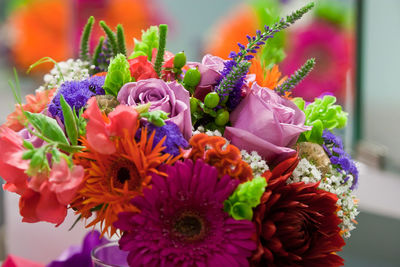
[80,16,95,61]
[154,24,168,77]
[116,24,127,56]
[99,21,118,56]
[92,36,105,73]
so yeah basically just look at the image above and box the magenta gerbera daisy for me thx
[114,159,257,267]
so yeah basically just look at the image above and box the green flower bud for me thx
[183,68,201,87]
[204,92,220,109]
[173,51,187,69]
[215,109,229,126]
[190,97,199,113]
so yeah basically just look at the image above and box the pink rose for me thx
[224,83,311,164]
[117,78,192,139]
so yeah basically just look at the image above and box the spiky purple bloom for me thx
[214,60,250,110]
[322,130,358,189]
[138,121,188,156]
[114,159,257,267]
[48,76,105,122]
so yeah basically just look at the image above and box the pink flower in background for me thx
[225,83,310,164]
[117,78,192,139]
[281,20,353,102]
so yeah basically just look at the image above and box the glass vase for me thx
[91,242,129,267]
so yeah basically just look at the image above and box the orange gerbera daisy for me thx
[249,59,287,90]
[72,128,176,237]
[187,133,252,183]
[5,88,56,131]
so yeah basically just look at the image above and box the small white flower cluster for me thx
[288,158,359,238]
[37,59,91,92]
[240,150,269,176]
[192,126,222,137]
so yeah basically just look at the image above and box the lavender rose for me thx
[224,83,311,163]
[117,78,192,139]
[188,54,224,101]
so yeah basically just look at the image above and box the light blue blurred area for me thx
[159,0,242,60]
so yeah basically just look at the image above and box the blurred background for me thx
[0,0,399,266]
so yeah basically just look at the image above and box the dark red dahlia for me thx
[251,154,345,267]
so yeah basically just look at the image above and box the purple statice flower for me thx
[214,60,250,110]
[322,130,358,189]
[137,121,188,156]
[48,76,105,122]
[47,230,108,267]
[114,159,256,267]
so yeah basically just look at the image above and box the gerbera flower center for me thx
[109,158,141,191]
[173,211,206,241]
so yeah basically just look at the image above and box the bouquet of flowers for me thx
[1,2,359,266]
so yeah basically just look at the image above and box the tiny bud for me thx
[204,92,220,109]
[215,109,229,126]
[173,51,187,69]
[183,68,201,87]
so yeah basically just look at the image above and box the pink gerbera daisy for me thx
[114,159,257,267]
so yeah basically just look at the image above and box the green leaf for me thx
[22,150,35,160]
[23,140,34,150]
[24,111,69,145]
[60,94,78,146]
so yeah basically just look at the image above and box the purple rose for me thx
[117,78,192,139]
[224,83,311,164]
[188,54,224,101]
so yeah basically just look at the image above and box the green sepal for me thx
[23,140,34,150]
[60,94,78,146]
[24,111,69,145]
[141,110,169,127]
[22,150,35,160]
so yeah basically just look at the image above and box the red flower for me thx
[128,55,158,81]
[251,154,345,267]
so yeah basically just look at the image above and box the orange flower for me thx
[5,88,56,131]
[205,5,259,59]
[249,59,287,90]
[72,128,176,237]
[186,133,252,183]
[9,0,70,73]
